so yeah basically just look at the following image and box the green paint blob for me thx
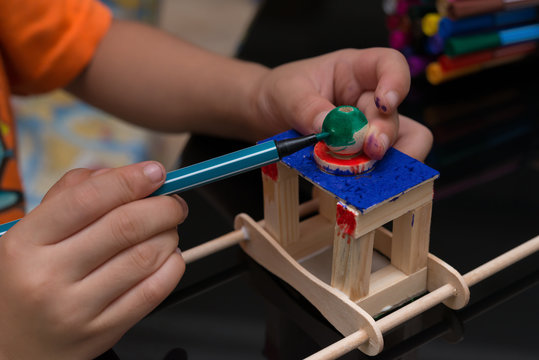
[322,106,368,148]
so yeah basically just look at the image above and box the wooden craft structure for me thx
[181,130,538,359]
[236,129,465,355]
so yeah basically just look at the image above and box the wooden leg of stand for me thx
[331,231,374,301]
[262,163,299,247]
[391,201,432,275]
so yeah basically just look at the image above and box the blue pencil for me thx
[0,132,328,237]
[438,7,538,39]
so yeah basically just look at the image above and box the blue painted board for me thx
[264,130,439,213]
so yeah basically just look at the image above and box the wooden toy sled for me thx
[180,130,539,359]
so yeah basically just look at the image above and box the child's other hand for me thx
[0,162,187,359]
[253,48,433,161]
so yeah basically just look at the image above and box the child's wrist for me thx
[229,61,272,142]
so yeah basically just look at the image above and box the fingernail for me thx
[375,96,388,112]
[366,132,389,160]
[384,91,399,111]
[143,162,165,183]
[176,247,182,255]
[313,111,330,133]
[172,195,189,220]
[379,133,389,152]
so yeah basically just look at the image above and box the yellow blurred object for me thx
[421,13,441,37]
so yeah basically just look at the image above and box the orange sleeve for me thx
[0,0,112,95]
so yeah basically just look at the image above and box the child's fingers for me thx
[372,54,410,115]
[57,194,188,280]
[348,48,410,114]
[90,251,185,336]
[267,74,335,136]
[41,168,113,203]
[76,229,180,314]
[288,49,410,135]
[357,92,399,160]
[16,161,166,246]
[41,168,95,203]
[392,115,433,162]
[295,93,335,135]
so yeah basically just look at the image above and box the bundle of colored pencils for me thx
[384,0,539,84]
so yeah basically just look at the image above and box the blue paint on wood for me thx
[263,130,439,213]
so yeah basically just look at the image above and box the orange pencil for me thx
[426,52,533,84]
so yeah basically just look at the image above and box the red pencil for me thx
[438,41,537,70]
[437,0,539,19]
[427,49,534,84]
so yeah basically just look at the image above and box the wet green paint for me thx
[322,106,368,148]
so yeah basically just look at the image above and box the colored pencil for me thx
[426,51,532,84]
[422,13,442,36]
[445,23,539,56]
[439,41,537,69]
[0,132,328,237]
[438,0,539,19]
[438,7,538,38]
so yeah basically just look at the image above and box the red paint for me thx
[314,142,376,175]
[336,204,356,237]
[315,142,371,166]
[261,163,278,181]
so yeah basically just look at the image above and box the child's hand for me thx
[0,162,187,359]
[253,48,433,161]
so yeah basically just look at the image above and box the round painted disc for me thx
[313,142,376,176]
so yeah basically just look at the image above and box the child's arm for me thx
[0,162,187,359]
[67,20,432,161]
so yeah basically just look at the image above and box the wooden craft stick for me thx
[305,235,539,360]
[182,198,319,264]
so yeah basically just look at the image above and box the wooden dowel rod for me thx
[304,330,369,360]
[183,228,247,264]
[376,285,455,333]
[463,235,539,287]
[305,235,539,360]
[305,285,454,360]
[183,199,319,264]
